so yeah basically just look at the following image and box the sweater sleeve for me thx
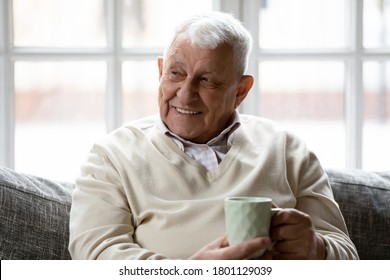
[284,132,359,260]
[68,146,168,260]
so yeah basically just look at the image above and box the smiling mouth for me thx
[173,106,201,115]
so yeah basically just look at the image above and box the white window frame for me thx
[236,0,390,169]
[0,0,14,168]
[1,0,389,170]
[0,0,221,169]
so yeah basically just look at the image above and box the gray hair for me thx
[164,12,253,77]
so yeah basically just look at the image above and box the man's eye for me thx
[169,71,182,80]
[169,71,184,80]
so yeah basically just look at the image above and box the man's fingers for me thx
[221,237,272,260]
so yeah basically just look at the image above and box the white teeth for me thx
[175,107,199,115]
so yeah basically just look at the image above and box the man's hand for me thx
[270,208,326,259]
[189,234,272,260]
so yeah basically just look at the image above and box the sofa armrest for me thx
[0,167,74,260]
[327,168,390,260]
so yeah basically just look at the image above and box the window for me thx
[259,60,346,167]
[1,0,389,181]
[242,0,389,171]
[0,0,213,181]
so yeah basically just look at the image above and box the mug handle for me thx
[269,208,283,250]
[271,207,282,216]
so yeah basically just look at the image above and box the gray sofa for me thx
[0,166,389,260]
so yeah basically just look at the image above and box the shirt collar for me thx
[156,110,241,149]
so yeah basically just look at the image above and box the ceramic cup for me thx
[224,196,280,258]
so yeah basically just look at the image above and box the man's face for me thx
[158,38,252,143]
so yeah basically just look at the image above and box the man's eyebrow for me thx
[172,60,185,67]
[169,60,216,74]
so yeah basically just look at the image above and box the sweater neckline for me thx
[151,127,244,181]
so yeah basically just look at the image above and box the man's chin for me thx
[172,130,196,141]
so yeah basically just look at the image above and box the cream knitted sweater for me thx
[69,114,358,259]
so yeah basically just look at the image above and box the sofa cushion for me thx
[0,167,74,260]
[327,168,390,260]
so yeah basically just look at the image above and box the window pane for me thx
[364,0,390,49]
[122,0,213,48]
[13,0,106,48]
[363,61,390,171]
[259,61,345,168]
[14,61,107,181]
[259,0,347,49]
[122,61,159,122]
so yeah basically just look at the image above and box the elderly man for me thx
[69,12,358,260]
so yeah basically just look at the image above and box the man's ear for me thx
[234,75,254,109]
[158,56,164,79]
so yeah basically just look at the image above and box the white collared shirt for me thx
[157,111,241,171]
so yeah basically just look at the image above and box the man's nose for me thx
[177,77,199,102]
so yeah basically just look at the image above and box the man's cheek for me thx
[161,83,181,101]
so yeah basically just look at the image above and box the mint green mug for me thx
[224,197,280,258]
